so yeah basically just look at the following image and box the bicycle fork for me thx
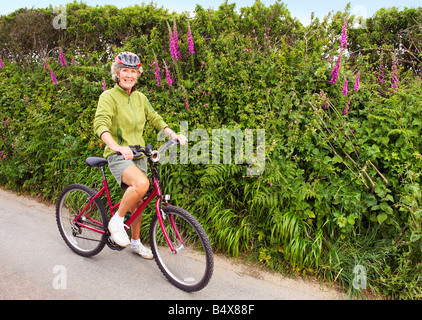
[154,184,185,254]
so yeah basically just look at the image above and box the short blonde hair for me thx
[110,62,142,83]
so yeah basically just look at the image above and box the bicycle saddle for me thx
[86,156,108,168]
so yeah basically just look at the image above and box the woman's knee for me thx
[122,166,149,196]
[133,177,149,196]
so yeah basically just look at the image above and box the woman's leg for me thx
[118,165,149,219]
[108,165,149,247]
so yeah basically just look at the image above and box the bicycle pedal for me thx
[106,235,126,251]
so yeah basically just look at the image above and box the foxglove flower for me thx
[153,61,161,87]
[59,49,67,66]
[330,56,341,84]
[354,74,360,91]
[167,22,176,60]
[187,22,195,55]
[340,19,348,51]
[167,20,181,61]
[391,59,399,92]
[163,60,174,89]
[173,19,182,60]
[378,61,384,83]
[342,79,348,96]
[49,67,58,85]
[0,57,3,69]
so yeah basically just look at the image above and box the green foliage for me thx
[1,1,421,299]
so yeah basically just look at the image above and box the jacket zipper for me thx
[128,95,139,145]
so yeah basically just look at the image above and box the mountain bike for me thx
[56,139,214,292]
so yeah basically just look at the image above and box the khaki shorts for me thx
[107,154,148,190]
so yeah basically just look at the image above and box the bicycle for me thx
[56,139,214,292]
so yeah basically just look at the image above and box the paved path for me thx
[0,188,344,301]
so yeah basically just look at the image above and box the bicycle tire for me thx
[56,184,108,257]
[149,205,214,292]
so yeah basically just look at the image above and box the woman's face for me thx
[119,67,139,91]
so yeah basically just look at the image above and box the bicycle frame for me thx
[73,159,180,253]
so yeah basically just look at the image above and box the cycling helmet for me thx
[115,52,141,69]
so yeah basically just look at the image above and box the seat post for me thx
[100,166,107,180]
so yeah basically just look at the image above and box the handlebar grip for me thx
[116,149,143,158]
[145,144,153,153]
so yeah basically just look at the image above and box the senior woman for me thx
[94,52,187,259]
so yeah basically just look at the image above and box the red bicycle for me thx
[56,139,214,292]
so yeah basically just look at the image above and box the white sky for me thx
[0,0,420,25]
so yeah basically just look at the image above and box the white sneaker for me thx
[108,217,130,247]
[131,242,154,260]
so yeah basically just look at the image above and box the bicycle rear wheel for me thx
[56,184,108,257]
[149,205,214,292]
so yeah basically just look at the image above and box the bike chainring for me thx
[105,232,126,251]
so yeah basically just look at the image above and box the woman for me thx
[94,52,187,259]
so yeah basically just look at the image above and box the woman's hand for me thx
[164,127,187,145]
[100,131,133,160]
[116,146,134,160]
[172,133,188,145]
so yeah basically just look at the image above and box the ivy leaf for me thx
[377,212,388,224]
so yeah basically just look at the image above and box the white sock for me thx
[131,238,140,247]
[112,211,124,223]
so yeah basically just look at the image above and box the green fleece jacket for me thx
[94,84,168,158]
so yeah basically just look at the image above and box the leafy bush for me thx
[0,1,421,299]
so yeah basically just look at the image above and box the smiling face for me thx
[118,67,139,91]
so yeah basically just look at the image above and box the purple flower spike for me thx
[50,68,58,85]
[342,79,348,96]
[330,56,341,84]
[354,74,360,91]
[187,22,195,55]
[60,49,67,66]
[340,19,348,51]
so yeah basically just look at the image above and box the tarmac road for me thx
[0,188,344,301]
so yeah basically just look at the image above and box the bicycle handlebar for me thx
[117,139,180,162]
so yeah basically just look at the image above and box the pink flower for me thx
[103,80,106,91]
[391,59,399,92]
[354,74,360,91]
[378,61,384,83]
[340,19,348,51]
[167,20,182,61]
[173,20,182,60]
[330,56,341,84]
[152,51,161,86]
[182,88,189,109]
[187,22,195,55]
[49,67,58,85]
[0,57,3,69]
[164,62,174,89]
[342,79,348,96]
[59,49,67,66]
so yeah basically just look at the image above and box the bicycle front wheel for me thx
[150,206,214,292]
[56,184,108,257]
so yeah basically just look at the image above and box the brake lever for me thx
[117,145,145,159]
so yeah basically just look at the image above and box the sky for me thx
[0,0,420,25]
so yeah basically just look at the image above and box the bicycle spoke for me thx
[56,184,107,257]
[150,206,213,292]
